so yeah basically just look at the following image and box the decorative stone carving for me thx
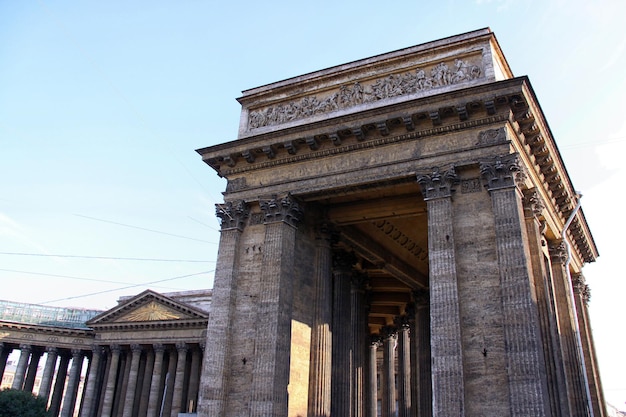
[117,301,183,322]
[476,127,507,146]
[480,154,526,190]
[460,178,482,194]
[572,273,592,304]
[416,166,459,200]
[373,219,428,261]
[215,200,249,230]
[248,58,483,129]
[259,193,303,227]
[522,188,545,218]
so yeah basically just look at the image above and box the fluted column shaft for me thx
[171,343,188,416]
[417,167,464,417]
[24,349,43,392]
[381,330,397,417]
[101,345,121,417]
[549,243,589,417]
[122,344,143,417]
[523,189,565,417]
[0,343,12,382]
[482,155,549,416]
[147,344,166,417]
[572,275,607,417]
[39,347,59,401]
[49,353,70,417]
[368,339,380,417]
[11,344,32,390]
[308,227,333,417]
[352,273,368,417]
[396,319,411,417]
[80,346,104,417]
[248,195,302,417]
[61,349,84,417]
[410,292,432,417]
[138,348,155,417]
[186,346,202,413]
[198,201,248,417]
[331,251,355,417]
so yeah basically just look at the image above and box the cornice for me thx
[0,320,94,337]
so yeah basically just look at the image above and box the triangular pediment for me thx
[86,289,208,327]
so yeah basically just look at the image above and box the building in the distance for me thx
[0,28,608,417]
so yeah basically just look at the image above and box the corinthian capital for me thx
[416,166,459,200]
[522,188,545,219]
[216,200,249,230]
[259,193,303,227]
[480,154,526,191]
[548,240,568,264]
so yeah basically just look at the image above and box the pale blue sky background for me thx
[2,0,625,409]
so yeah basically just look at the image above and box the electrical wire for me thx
[0,251,214,263]
[38,270,214,305]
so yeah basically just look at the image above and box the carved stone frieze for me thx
[215,200,249,230]
[259,193,303,227]
[248,58,483,130]
[480,154,526,191]
[416,166,459,200]
[476,127,507,146]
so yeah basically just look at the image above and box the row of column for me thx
[93,342,203,417]
[0,341,203,417]
[0,343,87,417]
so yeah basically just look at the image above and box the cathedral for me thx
[1,28,606,417]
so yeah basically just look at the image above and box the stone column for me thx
[122,344,143,417]
[11,344,32,390]
[417,167,464,416]
[137,347,156,417]
[381,327,397,417]
[352,272,369,417]
[147,344,166,417]
[39,347,59,401]
[308,225,333,417]
[61,349,84,417]
[368,338,381,417]
[186,345,202,413]
[549,240,587,417]
[0,343,12,382]
[396,316,411,417]
[481,155,550,416]
[80,346,104,417]
[523,189,565,417]
[23,348,43,393]
[331,250,356,417]
[171,342,188,416]
[198,200,248,417]
[49,353,70,417]
[248,194,303,417]
[101,345,121,417]
[572,274,607,417]
[410,290,432,417]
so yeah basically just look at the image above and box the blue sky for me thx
[2,0,625,409]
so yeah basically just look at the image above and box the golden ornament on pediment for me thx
[117,301,183,322]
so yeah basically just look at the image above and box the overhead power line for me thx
[39,270,214,305]
[75,214,217,244]
[0,251,214,263]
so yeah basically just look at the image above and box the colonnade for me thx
[0,341,203,417]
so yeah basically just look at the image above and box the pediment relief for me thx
[87,290,208,327]
[114,301,188,322]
